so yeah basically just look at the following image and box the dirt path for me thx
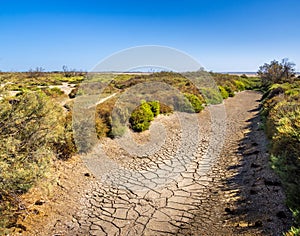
[178,91,292,235]
[14,91,292,235]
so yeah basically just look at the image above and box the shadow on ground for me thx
[221,107,292,235]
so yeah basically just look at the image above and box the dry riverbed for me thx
[12,91,292,236]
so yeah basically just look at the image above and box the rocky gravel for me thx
[14,91,292,236]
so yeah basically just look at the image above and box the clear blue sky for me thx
[1,0,299,72]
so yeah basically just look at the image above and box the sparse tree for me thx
[258,58,296,87]
[63,65,71,77]
[27,67,44,78]
[62,65,79,77]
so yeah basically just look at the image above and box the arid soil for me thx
[12,91,292,235]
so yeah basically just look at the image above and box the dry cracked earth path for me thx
[15,91,292,236]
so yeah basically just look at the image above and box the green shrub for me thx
[51,110,77,160]
[148,100,160,117]
[224,86,235,97]
[0,91,62,191]
[285,88,300,97]
[129,100,154,132]
[94,97,128,138]
[0,89,76,231]
[184,93,204,113]
[269,101,300,141]
[239,77,262,90]
[234,80,246,91]
[209,72,262,93]
[42,87,65,98]
[285,226,300,236]
[173,95,194,113]
[110,118,127,137]
[218,86,229,99]
[200,87,223,104]
[110,106,128,137]
[262,83,300,229]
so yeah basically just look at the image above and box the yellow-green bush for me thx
[239,77,262,90]
[53,111,77,159]
[234,80,246,91]
[285,226,300,236]
[200,87,223,104]
[129,100,154,132]
[262,84,300,229]
[184,93,204,112]
[224,86,235,97]
[148,100,160,117]
[211,72,261,92]
[218,86,229,99]
[42,87,65,98]
[0,89,76,231]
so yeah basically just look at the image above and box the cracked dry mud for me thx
[15,91,292,236]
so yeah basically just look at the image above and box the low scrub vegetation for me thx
[0,87,76,232]
[262,82,300,231]
[0,72,84,91]
[211,72,261,92]
[259,59,300,234]
[0,70,262,233]
[184,93,205,112]
[218,86,229,99]
[85,71,259,138]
